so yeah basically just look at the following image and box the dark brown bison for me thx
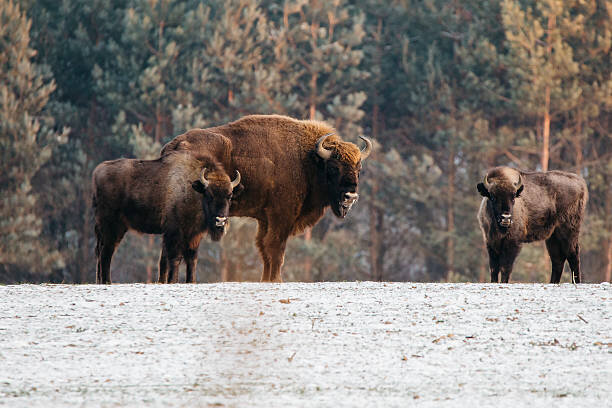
[477,166,587,283]
[92,151,241,284]
[161,114,372,282]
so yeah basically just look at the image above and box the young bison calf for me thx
[92,151,241,284]
[477,166,587,284]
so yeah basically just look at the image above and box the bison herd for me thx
[93,114,587,284]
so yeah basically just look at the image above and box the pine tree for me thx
[180,0,280,125]
[501,0,612,282]
[11,0,610,283]
[502,0,581,171]
[0,0,68,277]
[24,0,128,282]
[263,0,369,281]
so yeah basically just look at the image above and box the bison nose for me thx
[215,216,227,227]
[342,192,359,209]
[344,192,358,202]
[499,213,512,227]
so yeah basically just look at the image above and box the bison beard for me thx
[161,115,372,282]
[477,167,587,284]
[92,152,241,284]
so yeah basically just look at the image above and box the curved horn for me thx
[515,173,523,189]
[483,173,491,189]
[359,136,372,160]
[316,133,334,160]
[230,170,241,189]
[199,168,210,189]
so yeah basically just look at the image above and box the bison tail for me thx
[581,182,589,211]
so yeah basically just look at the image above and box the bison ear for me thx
[477,183,490,197]
[232,183,244,198]
[192,180,208,194]
[515,184,524,198]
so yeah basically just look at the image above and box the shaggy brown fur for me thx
[92,151,241,284]
[477,166,588,283]
[161,114,371,282]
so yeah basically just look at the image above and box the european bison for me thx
[92,151,241,284]
[161,114,372,282]
[477,166,587,283]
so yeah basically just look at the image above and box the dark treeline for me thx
[1,0,610,283]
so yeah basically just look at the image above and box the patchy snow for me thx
[0,282,610,407]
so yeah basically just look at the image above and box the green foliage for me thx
[0,0,68,274]
[4,0,611,283]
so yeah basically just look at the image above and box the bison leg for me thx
[268,242,287,282]
[263,228,289,283]
[158,246,168,283]
[545,235,567,284]
[96,223,127,284]
[567,243,581,284]
[95,224,102,283]
[163,233,183,283]
[184,248,198,284]
[165,252,182,284]
[499,245,521,283]
[255,219,271,282]
[167,257,181,283]
[98,245,114,284]
[487,246,500,283]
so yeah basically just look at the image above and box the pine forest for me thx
[1,0,610,283]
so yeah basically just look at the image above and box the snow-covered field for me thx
[0,282,610,407]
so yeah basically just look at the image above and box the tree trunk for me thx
[541,14,555,172]
[77,184,91,283]
[369,200,385,281]
[445,140,455,282]
[308,15,319,121]
[605,175,612,283]
[541,86,551,172]
[368,17,385,282]
[302,72,318,282]
[221,248,229,282]
[573,115,583,173]
[605,238,612,283]
[145,235,154,283]
[155,104,163,143]
[478,241,487,282]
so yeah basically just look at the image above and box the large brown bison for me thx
[92,151,241,284]
[161,114,372,282]
[477,166,587,283]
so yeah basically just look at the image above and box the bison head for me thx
[192,168,242,241]
[477,168,524,232]
[315,133,372,218]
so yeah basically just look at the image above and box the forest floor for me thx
[0,282,610,407]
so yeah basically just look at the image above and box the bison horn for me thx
[231,170,241,189]
[360,136,372,160]
[515,173,523,189]
[483,173,491,189]
[200,168,210,189]
[316,133,334,160]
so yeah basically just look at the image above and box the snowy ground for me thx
[0,282,610,407]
